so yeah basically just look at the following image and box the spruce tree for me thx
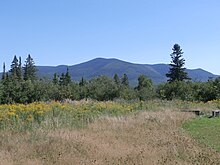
[59,73,66,86]
[166,44,190,82]
[59,68,71,86]
[18,56,22,80]
[79,77,88,100]
[79,77,85,86]
[52,73,59,85]
[2,62,6,80]
[23,54,37,81]
[10,55,19,80]
[65,67,71,85]
[121,74,129,87]
[113,74,120,85]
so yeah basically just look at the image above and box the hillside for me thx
[37,58,218,85]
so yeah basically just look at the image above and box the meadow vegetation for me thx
[0,100,220,164]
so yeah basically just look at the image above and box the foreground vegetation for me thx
[0,100,139,131]
[0,99,219,131]
[0,100,220,164]
[184,116,220,152]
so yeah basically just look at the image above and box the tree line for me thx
[0,44,219,104]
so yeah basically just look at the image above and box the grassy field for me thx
[183,116,220,152]
[0,100,220,164]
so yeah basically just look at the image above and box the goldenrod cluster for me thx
[0,102,65,124]
[0,101,138,129]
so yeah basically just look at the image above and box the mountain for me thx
[36,58,219,85]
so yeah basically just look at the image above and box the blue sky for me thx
[0,0,220,74]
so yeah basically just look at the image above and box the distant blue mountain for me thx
[37,58,218,85]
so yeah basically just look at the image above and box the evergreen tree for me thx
[113,74,120,85]
[79,77,85,86]
[121,74,129,87]
[166,44,190,82]
[79,77,88,100]
[65,67,71,85]
[52,73,59,85]
[59,73,66,86]
[2,62,6,80]
[23,54,37,81]
[18,56,22,80]
[10,55,19,79]
[59,68,72,86]
[1,73,11,103]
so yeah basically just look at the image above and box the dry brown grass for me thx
[1,109,220,165]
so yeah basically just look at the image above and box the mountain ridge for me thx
[36,58,219,85]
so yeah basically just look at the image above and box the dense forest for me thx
[1,44,220,104]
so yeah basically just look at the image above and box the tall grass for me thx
[0,100,139,131]
[0,99,219,131]
[0,99,220,164]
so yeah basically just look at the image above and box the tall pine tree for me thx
[23,54,37,81]
[52,73,59,85]
[121,74,129,87]
[79,77,85,86]
[113,74,120,85]
[59,73,66,86]
[10,55,20,80]
[59,68,72,86]
[18,56,22,80]
[166,44,190,82]
[65,67,71,85]
[2,62,6,80]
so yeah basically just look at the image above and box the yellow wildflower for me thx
[27,115,33,122]
[7,111,16,117]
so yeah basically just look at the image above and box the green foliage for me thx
[157,78,220,102]
[157,81,194,101]
[58,68,72,86]
[2,62,6,80]
[59,73,66,86]
[87,76,119,101]
[121,73,129,87]
[113,74,120,85]
[119,86,136,100]
[65,67,71,84]
[136,75,152,90]
[166,44,190,82]
[19,80,35,103]
[10,55,22,80]
[18,56,22,80]
[0,82,3,104]
[1,55,220,104]
[52,73,59,85]
[135,75,155,101]
[78,78,89,99]
[23,54,37,81]
[79,77,86,86]
[195,78,220,102]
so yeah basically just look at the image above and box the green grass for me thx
[183,116,220,151]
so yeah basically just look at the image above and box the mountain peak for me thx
[36,58,219,85]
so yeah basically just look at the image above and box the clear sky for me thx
[0,0,220,74]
